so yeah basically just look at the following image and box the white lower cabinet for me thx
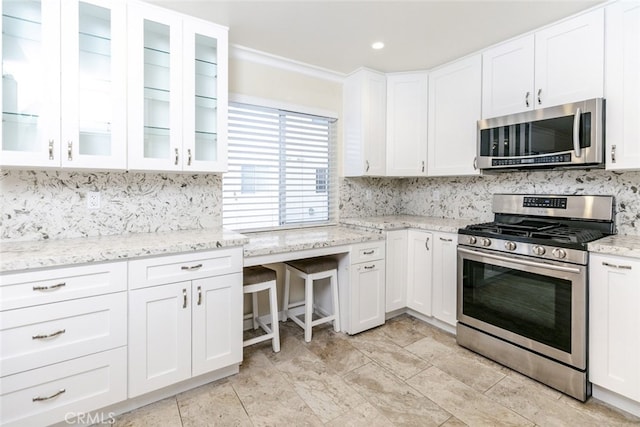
[589,253,640,402]
[128,249,242,397]
[406,230,433,316]
[431,232,458,326]
[385,230,408,312]
[343,241,386,334]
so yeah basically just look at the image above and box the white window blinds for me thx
[223,102,337,231]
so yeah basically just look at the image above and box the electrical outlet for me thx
[87,191,101,210]
[433,190,441,201]
[366,190,372,200]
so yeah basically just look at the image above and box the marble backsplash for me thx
[1,170,222,242]
[340,169,640,236]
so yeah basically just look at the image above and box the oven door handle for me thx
[458,247,582,274]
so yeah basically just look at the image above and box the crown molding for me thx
[230,44,345,83]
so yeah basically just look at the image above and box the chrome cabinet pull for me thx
[197,286,202,305]
[363,264,376,270]
[33,282,66,291]
[611,145,616,163]
[174,148,179,165]
[439,237,453,242]
[48,140,54,160]
[67,141,72,161]
[365,160,370,172]
[187,148,192,166]
[473,157,478,170]
[33,329,66,340]
[525,91,530,107]
[363,250,375,255]
[33,389,65,402]
[602,261,632,270]
[425,237,430,250]
[421,161,425,172]
[537,88,542,105]
[181,263,203,271]
[183,289,188,308]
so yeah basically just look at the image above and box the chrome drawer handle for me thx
[362,250,375,255]
[602,261,632,270]
[33,282,66,291]
[33,329,66,340]
[439,237,453,242]
[364,264,376,270]
[33,388,66,402]
[181,264,203,271]
[197,285,202,305]
[183,289,188,308]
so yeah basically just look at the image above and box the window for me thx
[223,102,337,231]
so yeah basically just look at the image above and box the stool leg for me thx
[330,270,341,332]
[283,267,291,321]
[252,291,259,330]
[269,284,280,352]
[304,275,313,342]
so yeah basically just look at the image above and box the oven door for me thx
[457,246,587,369]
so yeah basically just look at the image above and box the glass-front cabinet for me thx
[1,0,126,169]
[128,2,228,172]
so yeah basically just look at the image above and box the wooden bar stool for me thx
[283,256,340,342]
[242,265,280,352]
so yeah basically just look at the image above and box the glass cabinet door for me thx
[1,0,60,167]
[183,20,228,172]
[128,3,182,171]
[60,0,126,169]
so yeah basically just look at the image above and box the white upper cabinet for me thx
[127,1,228,172]
[1,0,126,169]
[343,68,386,176]
[482,9,604,119]
[482,35,535,118]
[605,1,640,171]
[427,54,481,176]
[385,72,428,176]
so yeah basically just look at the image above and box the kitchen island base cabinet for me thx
[589,254,640,406]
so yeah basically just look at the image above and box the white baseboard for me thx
[592,384,640,418]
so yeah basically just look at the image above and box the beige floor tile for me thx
[324,401,395,427]
[405,334,457,364]
[305,327,371,376]
[376,314,431,347]
[429,349,507,393]
[274,351,366,422]
[407,366,534,426]
[349,328,430,380]
[177,379,252,427]
[113,397,182,427]
[441,416,469,426]
[344,362,452,426]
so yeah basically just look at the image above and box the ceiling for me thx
[150,0,604,75]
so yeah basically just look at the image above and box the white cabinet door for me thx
[406,230,433,316]
[589,254,640,402]
[386,72,428,176]
[385,230,408,312]
[431,232,457,326]
[482,35,535,118]
[128,281,191,397]
[534,9,604,109]
[192,273,242,376]
[343,69,386,176]
[605,1,640,171]
[349,260,386,334]
[1,0,61,168]
[427,54,481,176]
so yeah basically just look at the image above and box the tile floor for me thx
[115,315,640,426]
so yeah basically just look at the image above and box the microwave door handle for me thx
[573,107,582,158]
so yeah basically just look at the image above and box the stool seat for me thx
[285,256,338,275]
[242,266,280,353]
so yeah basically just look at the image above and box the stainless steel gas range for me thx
[456,194,615,401]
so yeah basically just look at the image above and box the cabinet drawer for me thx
[0,347,127,427]
[0,262,127,311]
[1,293,127,376]
[129,248,242,289]
[350,241,385,264]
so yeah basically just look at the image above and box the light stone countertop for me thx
[243,225,384,258]
[0,228,249,273]
[588,235,640,259]
[340,215,476,233]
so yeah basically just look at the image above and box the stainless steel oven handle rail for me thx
[458,247,581,273]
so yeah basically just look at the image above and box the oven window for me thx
[462,259,572,353]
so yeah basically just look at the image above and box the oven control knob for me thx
[481,238,492,247]
[552,248,567,259]
[468,236,477,245]
[505,241,517,251]
[532,245,546,256]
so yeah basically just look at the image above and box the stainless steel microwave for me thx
[477,98,605,172]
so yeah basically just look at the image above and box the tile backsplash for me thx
[2,168,639,242]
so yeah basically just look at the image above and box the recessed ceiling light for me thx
[371,41,385,50]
